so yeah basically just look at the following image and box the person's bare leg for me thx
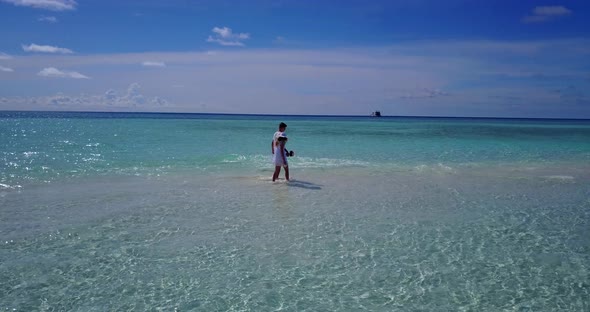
[284,166,289,181]
[272,166,281,181]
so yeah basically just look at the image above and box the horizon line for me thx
[1,110,589,121]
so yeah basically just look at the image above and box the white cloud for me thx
[23,43,73,54]
[104,89,117,102]
[104,84,170,107]
[102,83,169,108]
[0,52,12,60]
[141,61,166,67]
[0,66,14,72]
[523,6,572,23]
[45,93,82,106]
[534,6,572,16]
[150,96,168,107]
[38,15,58,22]
[400,88,450,99]
[125,83,145,106]
[37,67,89,79]
[212,26,250,40]
[0,0,77,11]
[207,37,245,47]
[0,83,170,110]
[207,26,250,46]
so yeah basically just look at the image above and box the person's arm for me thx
[271,140,275,154]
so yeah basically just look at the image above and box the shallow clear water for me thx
[1,112,589,310]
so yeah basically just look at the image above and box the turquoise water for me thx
[1,112,589,310]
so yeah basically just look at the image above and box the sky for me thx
[0,0,589,118]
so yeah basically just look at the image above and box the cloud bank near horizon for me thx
[1,83,169,110]
[1,38,589,118]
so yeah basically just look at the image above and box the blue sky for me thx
[0,0,589,117]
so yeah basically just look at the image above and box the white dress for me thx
[273,144,288,166]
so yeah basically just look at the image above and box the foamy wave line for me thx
[541,175,575,182]
[23,151,39,158]
[223,154,372,169]
[413,163,455,173]
[222,154,248,163]
[0,183,22,190]
[294,157,371,168]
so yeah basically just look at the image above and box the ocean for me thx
[1,111,589,311]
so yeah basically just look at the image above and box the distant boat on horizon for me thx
[371,111,382,117]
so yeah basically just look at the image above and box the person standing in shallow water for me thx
[272,122,289,181]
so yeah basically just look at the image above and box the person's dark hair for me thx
[279,122,287,128]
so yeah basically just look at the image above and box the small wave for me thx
[437,163,454,171]
[0,183,22,190]
[220,154,371,169]
[295,157,371,169]
[413,163,455,174]
[82,157,104,163]
[222,154,248,163]
[23,151,39,158]
[542,175,575,183]
[414,164,428,171]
